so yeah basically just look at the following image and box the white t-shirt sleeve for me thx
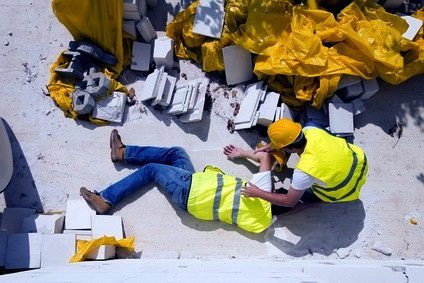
[290,169,317,191]
[249,171,272,192]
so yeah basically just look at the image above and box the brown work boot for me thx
[110,129,125,163]
[80,187,111,214]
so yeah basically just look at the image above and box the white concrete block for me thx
[168,85,190,115]
[122,20,137,38]
[153,37,174,70]
[257,92,280,126]
[151,72,168,106]
[86,245,116,260]
[328,103,354,135]
[180,78,209,123]
[234,82,264,125]
[140,67,164,101]
[251,111,260,127]
[123,10,141,21]
[41,234,76,267]
[1,207,36,233]
[21,214,65,234]
[192,6,225,39]
[131,42,152,71]
[6,233,42,269]
[274,107,281,122]
[222,45,253,86]
[92,92,127,123]
[63,229,92,235]
[158,75,177,107]
[401,16,423,41]
[280,103,294,120]
[337,75,361,90]
[360,79,379,100]
[187,83,198,110]
[338,82,363,102]
[86,216,123,260]
[352,99,366,116]
[64,199,96,230]
[136,17,157,43]
[0,231,7,267]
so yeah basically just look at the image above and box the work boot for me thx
[80,187,111,214]
[110,129,125,163]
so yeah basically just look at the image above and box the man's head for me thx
[268,119,306,153]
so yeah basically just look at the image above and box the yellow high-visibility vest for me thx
[296,128,368,202]
[187,166,272,233]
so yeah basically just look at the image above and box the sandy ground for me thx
[0,0,423,262]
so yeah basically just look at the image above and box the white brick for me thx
[131,42,152,71]
[6,233,42,269]
[140,67,164,102]
[328,103,354,135]
[158,75,177,107]
[222,45,253,86]
[153,37,174,70]
[0,231,7,266]
[1,207,36,233]
[168,85,190,115]
[136,17,157,43]
[280,103,294,120]
[122,20,137,38]
[180,79,209,123]
[86,216,123,260]
[257,92,280,126]
[337,75,361,90]
[192,6,225,39]
[64,199,96,230]
[360,79,379,100]
[21,214,65,234]
[151,72,168,106]
[401,16,423,41]
[86,245,116,260]
[92,92,127,123]
[234,82,264,125]
[41,234,75,267]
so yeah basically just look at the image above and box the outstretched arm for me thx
[223,144,272,172]
[241,183,305,207]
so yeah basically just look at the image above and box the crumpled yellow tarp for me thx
[166,0,424,109]
[70,236,135,263]
[48,0,133,124]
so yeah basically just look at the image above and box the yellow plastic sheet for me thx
[70,236,135,263]
[166,0,424,109]
[48,0,132,124]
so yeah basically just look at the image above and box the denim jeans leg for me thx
[124,146,195,172]
[100,163,192,210]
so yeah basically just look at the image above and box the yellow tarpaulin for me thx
[48,0,132,124]
[166,0,424,109]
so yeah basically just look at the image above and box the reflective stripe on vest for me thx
[213,174,242,225]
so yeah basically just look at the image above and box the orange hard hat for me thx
[268,118,302,148]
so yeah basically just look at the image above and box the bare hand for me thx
[241,182,262,198]
[223,144,243,159]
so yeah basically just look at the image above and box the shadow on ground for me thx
[266,200,365,257]
[1,119,43,213]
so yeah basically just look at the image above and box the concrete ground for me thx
[0,0,423,263]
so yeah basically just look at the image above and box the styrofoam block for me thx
[1,207,36,233]
[280,103,294,120]
[122,20,137,38]
[86,216,123,260]
[158,75,177,107]
[41,234,76,267]
[352,99,366,116]
[65,199,96,230]
[222,45,253,86]
[328,103,354,134]
[192,6,225,39]
[21,214,65,234]
[0,231,7,267]
[234,82,264,125]
[6,233,42,269]
[337,75,361,90]
[123,10,141,21]
[131,42,151,71]
[199,0,225,10]
[136,17,157,43]
[257,92,280,126]
[274,107,281,122]
[92,92,127,123]
[360,79,379,100]
[401,16,423,41]
[153,37,174,70]
[180,78,209,123]
[168,85,190,115]
[140,67,164,101]
[63,229,91,235]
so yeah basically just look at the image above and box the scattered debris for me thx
[42,85,50,96]
[231,90,237,98]
[233,102,240,116]
[388,121,403,148]
[372,241,392,256]
[8,31,13,36]
[410,218,418,225]
[4,41,9,46]
[223,91,229,99]
[227,119,235,133]
[181,73,187,80]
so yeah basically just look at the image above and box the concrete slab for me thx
[41,234,75,267]
[180,78,209,123]
[92,92,127,123]
[257,92,279,126]
[158,75,177,107]
[234,82,265,125]
[192,6,225,39]
[328,103,354,134]
[1,207,36,233]
[222,45,253,86]
[153,36,174,70]
[6,233,42,269]
[64,199,96,230]
[131,42,152,72]
[136,17,157,43]
[21,214,65,234]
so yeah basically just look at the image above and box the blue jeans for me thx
[100,146,195,211]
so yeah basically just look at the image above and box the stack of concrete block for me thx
[131,42,152,71]
[86,215,123,260]
[222,45,253,86]
[153,36,174,70]
[92,92,127,123]
[123,0,146,21]
[192,0,225,39]
[234,82,267,130]
[257,92,280,126]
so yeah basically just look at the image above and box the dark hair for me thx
[286,132,306,150]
